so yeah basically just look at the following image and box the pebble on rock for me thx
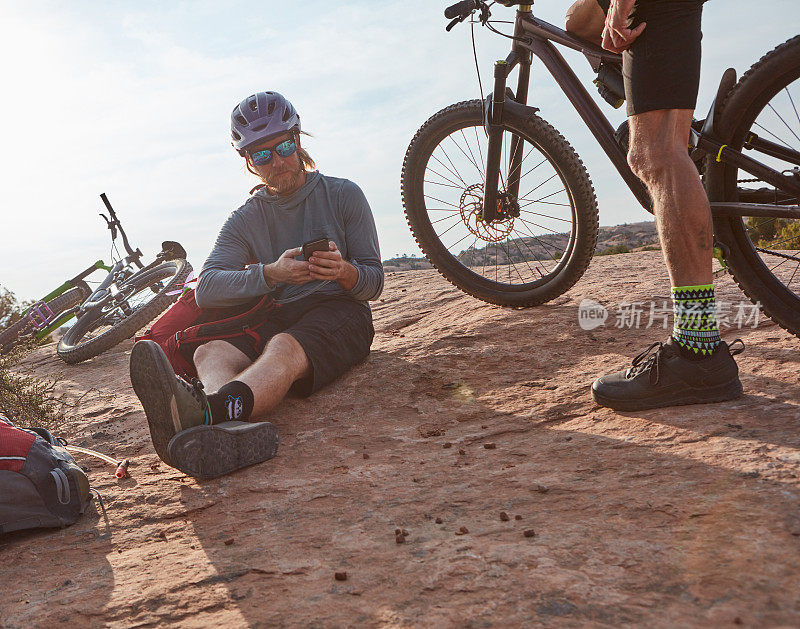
[523,529,536,538]
[484,443,497,449]
[500,511,510,522]
[458,449,466,456]
[455,526,469,535]
[335,572,348,581]
[443,442,452,449]
[435,517,443,524]
[515,515,523,521]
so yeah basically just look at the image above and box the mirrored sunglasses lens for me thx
[275,139,297,157]
[251,149,272,165]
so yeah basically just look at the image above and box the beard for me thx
[265,163,305,195]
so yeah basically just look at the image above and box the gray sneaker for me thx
[129,340,209,466]
[167,421,279,479]
[591,338,744,412]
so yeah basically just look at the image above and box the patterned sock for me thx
[205,381,254,424]
[671,284,721,359]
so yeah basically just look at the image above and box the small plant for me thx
[0,286,66,430]
[597,244,630,256]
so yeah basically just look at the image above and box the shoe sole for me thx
[167,421,279,479]
[591,379,743,412]
[129,340,182,466]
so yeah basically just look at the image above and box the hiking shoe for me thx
[167,421,279,479]
[130,340,209,466]
[591,338,744,412]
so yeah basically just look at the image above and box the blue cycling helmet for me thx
[230,92,301,155]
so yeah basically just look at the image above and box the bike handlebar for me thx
[444,0,477,19]
[98,192,142,265]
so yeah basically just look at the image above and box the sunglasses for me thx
[249,137,298,166]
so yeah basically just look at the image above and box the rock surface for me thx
[2,251,799,627]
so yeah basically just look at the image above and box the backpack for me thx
[0,415,92,535]
[135,289,277,379]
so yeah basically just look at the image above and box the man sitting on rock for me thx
[130,91,383,478]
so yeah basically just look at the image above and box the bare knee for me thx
[194,340,249,370]
[628,110,695,184]
[258,333,311,379]
[629,139,692,187]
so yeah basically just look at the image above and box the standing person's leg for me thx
[627,110,721,358]
[591,0,743,411]
[628,110,712,289]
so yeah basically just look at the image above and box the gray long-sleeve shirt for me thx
[196,171,384,308]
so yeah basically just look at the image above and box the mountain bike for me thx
[48,193,193,364]
[0,267,97,354]
[401,1,800,338]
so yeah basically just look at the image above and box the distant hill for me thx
[383,221,659,271]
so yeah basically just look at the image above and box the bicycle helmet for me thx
[230,92,301,155]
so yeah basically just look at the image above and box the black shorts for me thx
[598,0,706,116]
[222,293,374,397]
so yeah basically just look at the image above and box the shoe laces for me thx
[625,341,665,385]
[728,338,745,356]
[177,375,209,407]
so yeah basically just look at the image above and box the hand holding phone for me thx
[302,238,330,261]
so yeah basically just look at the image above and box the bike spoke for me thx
[424,179,467,191]
[767,102,800,146]
[420,117,576,289]
[786,87,800,131]
[753,121,797,151]
[520,209,573,222]
[429,153,469,188]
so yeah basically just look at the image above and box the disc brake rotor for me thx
[459,183,514,243]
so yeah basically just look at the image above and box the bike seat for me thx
[161,241,187,261]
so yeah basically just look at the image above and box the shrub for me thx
[597,244,630,256]
[0,286,65,430]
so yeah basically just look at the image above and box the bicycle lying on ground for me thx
[0,266,96,354]
[0,194,192,363]
[401,1,800,338]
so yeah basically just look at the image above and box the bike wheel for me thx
[0,285,89,354]
[57,258,191,364]
[401,100,599,306]
[707,35,800,337]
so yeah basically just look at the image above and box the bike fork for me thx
[483,60,511,223]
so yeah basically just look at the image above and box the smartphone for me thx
[302,237,330,261]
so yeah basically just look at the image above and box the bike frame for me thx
[23,260,111,339]
[481,5,800,223]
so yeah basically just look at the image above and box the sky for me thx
[0,0,797,301]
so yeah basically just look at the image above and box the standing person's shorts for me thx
[220,292,374,397]
[597,0,707,116]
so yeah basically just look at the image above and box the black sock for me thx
[206,381,254,423]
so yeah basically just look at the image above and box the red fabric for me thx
[135,289,275,379]
[0,422,36,472]
[135,289,203,347]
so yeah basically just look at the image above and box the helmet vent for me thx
[248,99,258,112]
[267,101,276,116]
[282,107,291,122]
[235,114,248,127]
[231,130,241,141]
